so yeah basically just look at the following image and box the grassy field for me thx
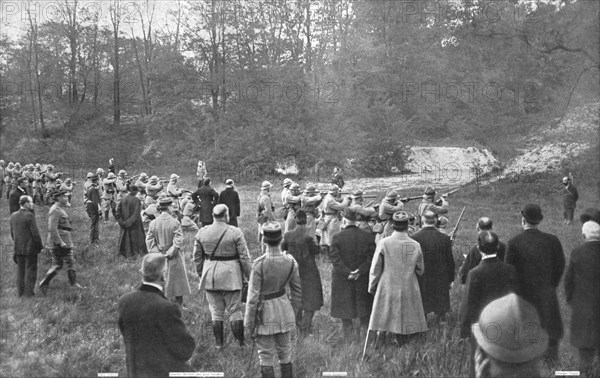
[0,173,598,377]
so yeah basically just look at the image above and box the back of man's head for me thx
[422,210,437,225]
[478,231,499,254]
[477,217,493,231]
[582,221,600,241]
[140,253,166,283]
[19,195,32,206]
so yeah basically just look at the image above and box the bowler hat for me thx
[580,208,600,224]
[261,222,282,242]
[521,204,543,223]
[473,293,548,364]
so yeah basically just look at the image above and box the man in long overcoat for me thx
[410,210,455,317]
[9,177,28,214]
[282,210,323,336]
[10,195,43,297]
[330,207,376,337]
[116,184,148,258]
[505,203,565,362]
[564,221,600,372]
[459,217,506,285]
[118,253,195,377]
[146,196,191,307]
[192,177,219,227]
[218,179,241,227]
[368,211,426,342]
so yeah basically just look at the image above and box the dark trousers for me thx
[228,218,238,227]
[564,208,575,222]
[90,212,100,242]
[16,254,38,297]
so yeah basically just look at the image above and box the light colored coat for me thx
[369,231,427,334]
[244,251,302,335]
[146,212,191,298]
[47,203,73,247]
[194,221,251,291]
[320,194,348,246]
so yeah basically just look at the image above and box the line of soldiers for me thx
[1,160,75,207]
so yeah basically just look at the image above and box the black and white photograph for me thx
[0,0,598,377]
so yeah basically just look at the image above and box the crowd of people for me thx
[3,158,599,377]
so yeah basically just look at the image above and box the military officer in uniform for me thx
[167,173,185,218]
[101,172,118,221]
[417,187,448,222]
[257,181,276,252]
[39,189,84,293]
[319,184,351,256]
[245,222,301,378]
[281,178,293,211]
[350,189,378,234]
[115,170,129,204]
[376,190,404,242]
[44,165,61,205]
[283,183,302,232]
[300,185,322,242]
[194,204,252,348]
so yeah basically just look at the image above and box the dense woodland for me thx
[0,0,598,176]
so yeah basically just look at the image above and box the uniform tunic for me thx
[320,194,348,247]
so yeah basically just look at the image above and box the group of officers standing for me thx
[4,160,599,378]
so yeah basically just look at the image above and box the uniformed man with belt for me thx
[283,183,302,232]
[166,173,184,218]
[101,172,118,221]
[257,181,276,252]
[417,187,448,221]
[194,204,252,348]
[115,170,129,204]
[244,222,301,378]
[319,184,351,256]
[350,189,378,234]
[39,189,84,293]
[300,185,322,242]
[376,190,405,242]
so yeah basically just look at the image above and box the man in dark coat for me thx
[217,179,241,227]
[85,175,102,244]
[191,177,219,227]
[505,203,565,362]
[459,217,506,285]
[116,184,148,258]
[411,210,455,317]
[562,176,579,225]
[460,231,518,338]
[9,177,28,214]
[282,210,323,336]
[564,221,600,371]
[330,207,375,337]
[9,195,43,297]
[118,253,195,377]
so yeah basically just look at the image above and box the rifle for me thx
[400,195,422,203]
[128,174,141,182]
[435,188,460,206]
[449,206,466,242]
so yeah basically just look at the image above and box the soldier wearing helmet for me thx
[376,190,405,243]
[145,176,164,206]
[4,162,14,200]
[115,170,129,204]
[416,187,449,227]
[44,165,62,205]
[135,173,149,195]
[283,182,302,232]
[31,164,44,205]
[60,178,75,205]
[300,185,323,242]
[167,174,185,219]
[83,172,94,202]
[319,184,351,255]
[281,178,293,207]
[350,189,378,234]
[101,172,118,221]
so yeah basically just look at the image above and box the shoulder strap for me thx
[210,228,229,255]
[282,261,294,290]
